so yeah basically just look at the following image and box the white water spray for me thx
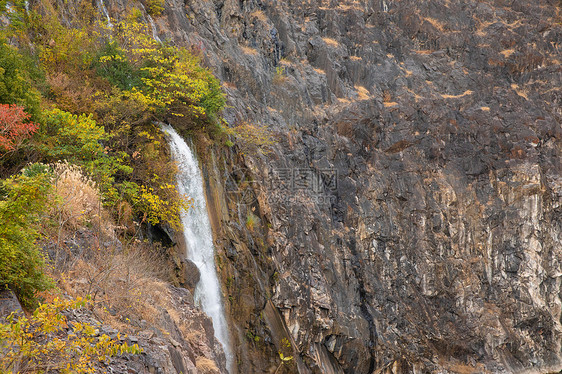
[162,124,233,372]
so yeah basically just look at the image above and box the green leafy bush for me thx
[0,164,53,307]
[96,21,225,126]
[39,108,107,162]
[37,108,133,207]
[0,40,42,117]
[94,41,144,91]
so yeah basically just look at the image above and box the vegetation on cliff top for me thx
[0,0,224,309]
[0,0,230,369]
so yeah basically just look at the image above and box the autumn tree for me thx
[0,104,39,153]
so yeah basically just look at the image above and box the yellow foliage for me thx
[225,121,275,156]
[0,297,141,373]
[132,184,192,229]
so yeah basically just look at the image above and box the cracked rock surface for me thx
[103,0,562,372]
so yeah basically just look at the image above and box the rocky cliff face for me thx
[103,0,561,372]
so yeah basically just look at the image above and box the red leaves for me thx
[0,104,39,152]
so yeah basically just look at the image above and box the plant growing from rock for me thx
[224,120,275,156]
[145,0,165,16]
[274,338,294,373]
[272,65,287,84]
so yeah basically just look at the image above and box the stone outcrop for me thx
[104,0,560,372]
[98,286,226,374]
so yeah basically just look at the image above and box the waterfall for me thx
[97,0,113,28]
[139,4,161,43]
[162,124,233,372]
[147,14,161,43]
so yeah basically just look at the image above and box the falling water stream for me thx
[97,0,113,28]
[147,14,161,43]
[162,124,233,372]
[139,4,162,43]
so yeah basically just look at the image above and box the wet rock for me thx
[180,259,201,291]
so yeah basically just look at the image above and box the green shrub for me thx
[36,108,134,207]
[0,39,42,117]
[0,164,53,307]
[94,41,144,91]
[98,22,225,126]
[39,108,107,162]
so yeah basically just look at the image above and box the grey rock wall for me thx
[104,0,562,372]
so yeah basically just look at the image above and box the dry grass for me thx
[504,19,522,29]
[48,162,116,268]
[475,20,493,37]
[355,85,371,100]
[500,49,515,58]
[52,162,102,231]
[423,17,446,32]
[338,2,363,11]
[383,102,398,107]
[222,81,237,89]
[196,357,220,373]
[250,10,268,23]
[279,58,294,67]
[182,329,205,344]
[349,56,362,61]
[383,91,392,102]
[406,87,424,102]
[511,83,528,99]
[241,46,258,55]
[313,67,326,75]
[272,66,288,84]
[322,37,340,47]
[441,90,473,99]
[415,49,434,55]
[62,242,170,327]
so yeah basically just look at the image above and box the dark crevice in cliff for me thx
[346,236,377,373]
